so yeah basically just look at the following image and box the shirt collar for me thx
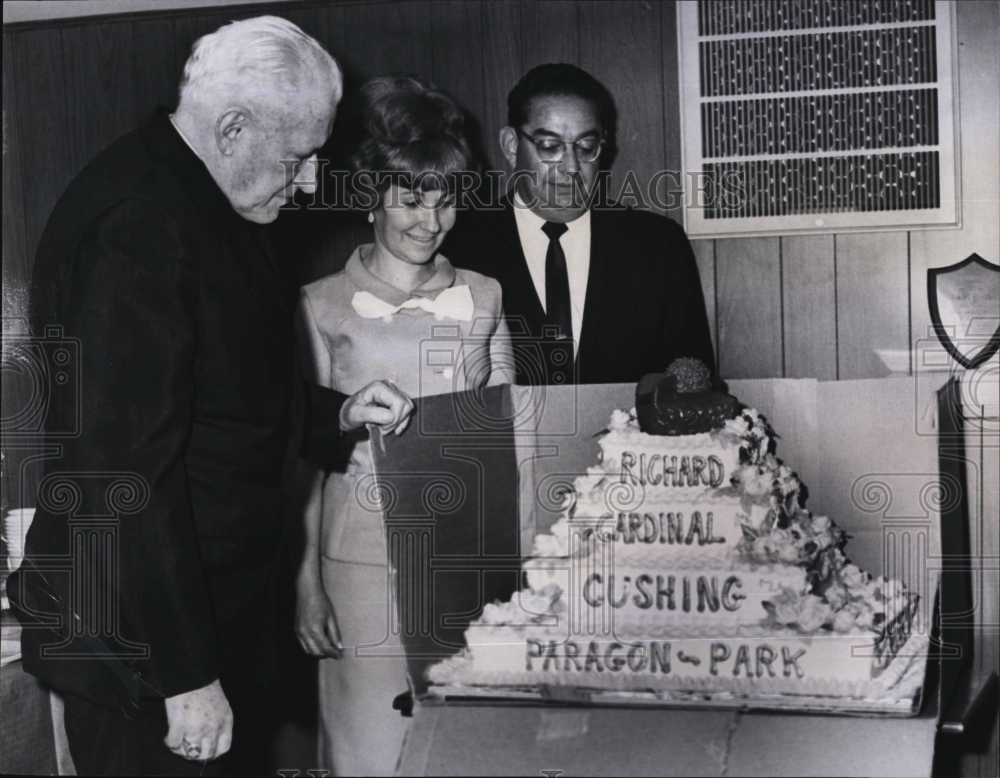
[345,244,458,306]
[169,114,203,160]
[513,191,591,235]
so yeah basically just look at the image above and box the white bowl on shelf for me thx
[4,508,36,573]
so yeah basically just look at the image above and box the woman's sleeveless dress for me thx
[296,246,508,775]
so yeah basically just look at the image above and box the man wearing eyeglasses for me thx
[444,63,715,385]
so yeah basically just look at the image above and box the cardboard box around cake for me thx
[369,379,942,718]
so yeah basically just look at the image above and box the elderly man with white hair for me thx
[10,16,412,775]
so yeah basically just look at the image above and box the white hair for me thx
[178,15,342,108]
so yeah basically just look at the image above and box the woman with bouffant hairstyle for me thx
[347,74,476,204]
[294,75,512,775]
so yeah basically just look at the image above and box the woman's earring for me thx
[368,211,374,224]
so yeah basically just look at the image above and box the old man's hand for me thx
[163,679,233,762]
[339,380,414,436]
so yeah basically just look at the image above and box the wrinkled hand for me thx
[340,380,414,436]
[164,679,233,762]
[295,578,344,659]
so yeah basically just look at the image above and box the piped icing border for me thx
[428,405,928,706]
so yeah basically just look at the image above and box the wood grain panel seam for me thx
[712,238,719,371]
[479,1,487,129]
[779,237,786,378]
[907,230,913,376]
[427,1,436,91]
[520,0,528,70]
[56,27,72,184]
[12,27,74,272]
[833,234,839,380]
[575,1,581,69]
[2,35,30,296]
[520,0,529,74]
[650,3,664,200]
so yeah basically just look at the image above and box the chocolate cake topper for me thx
[635,358,738,436]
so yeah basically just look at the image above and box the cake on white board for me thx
[427,360,932,713]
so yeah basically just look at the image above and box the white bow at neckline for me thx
[351,285,475,322]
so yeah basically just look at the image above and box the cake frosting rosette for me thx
[427,361,930,713]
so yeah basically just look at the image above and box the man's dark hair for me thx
[507,63,617,152]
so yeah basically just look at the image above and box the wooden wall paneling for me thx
[339,0,434,87]
[2,34,31,320]
[835,232,910,380]
[283,2,350,79]
[9,29,73,271]
[715,237,783,378]
[279,1,353,285]
[319,3,348,83]
[62,21,137,177]
[276,205,360,288]
[174,8,256,79]
[285,208,359,285]
[283,3,352,285]
[174,12,214,81]
[430,1,487,165]
[317,200,363,281]
[782,235,837,380]
[660,0,684,224]
[280,0,343,90]
[274,3,331,51]
[521,0,579,71]
[579,0,665,213]
[133,17,179,117]
[3,31,65,514]
[480,0,521,173]
[909,1,1000,368]
[2,34,34,513]
[320,1,436,278]
[689,238,717,368]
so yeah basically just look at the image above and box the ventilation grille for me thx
[705,151,939,219]
[679,1,957,235]
[701,89,939,157]
[698,0,935,35]
[699,27,937,96]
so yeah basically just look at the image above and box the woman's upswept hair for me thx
[348,74,476,206]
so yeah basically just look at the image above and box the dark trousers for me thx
[62,562,282,776]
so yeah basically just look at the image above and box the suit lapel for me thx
[576,206,613,374]
[497,200,546,336]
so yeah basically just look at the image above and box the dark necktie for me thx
[542,221,572,342]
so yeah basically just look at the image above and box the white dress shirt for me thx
[512,195,591,354]
[169,114,202,159]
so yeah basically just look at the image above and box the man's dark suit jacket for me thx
[441,200,715,385]
[9,109,345,708]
